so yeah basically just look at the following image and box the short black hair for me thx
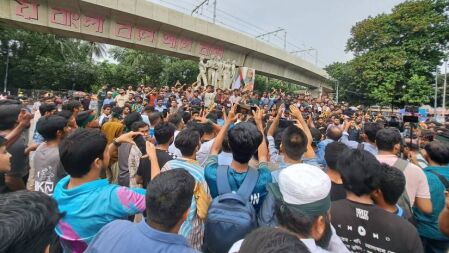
[38,103,57,116]
[275,200,319,238]
[37,115,68,141]
[57,110,72,120]
[124,112,143,131]
[281,125,308,161]
[175,128,201,157]
[0,99,21,130]
[228,123,263,163]
[130,121,148,132]
[376,128,402,151]
[363,123,382,142]
[325,142,350,171]
[0,191,62,253]
[326,126,342,141]
[337,149,381,196]
[310,127,322,148]
[155,122,176,145]
[240,227,311,253]
[149,112,162,126]
[222,134,231,153]
[424,141,449,165]
[62,100,81,112]
[185,121,205,138]
[181,111,192,124]
[168,113,183,128]
[59,128,107,178]
[146,169,195,230]
[206,113,218,124]
[102,104,112,110]
[111,107,123,119]
[379,164,405,205]
[144,105,154,113]
[202,122,214,134]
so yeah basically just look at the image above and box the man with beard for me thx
[258,164,349,253]
[331,149,423,253]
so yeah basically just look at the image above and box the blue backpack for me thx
[203,166,259,253]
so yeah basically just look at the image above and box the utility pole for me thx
[3,46,10,93]
[256,28,287,50]
[213,0,217,24]
[336,80,339,104]
[191,0,217,24]
[291,48,318,66]
[435,67,438,115]
[443,60,447,119]
[283,30,287,50]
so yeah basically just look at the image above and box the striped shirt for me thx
[161,158,211,250]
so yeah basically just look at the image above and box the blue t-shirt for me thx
[204,155,272,211]
[414,166,449,241]
[86,220,198,253]
[53,176,146,252]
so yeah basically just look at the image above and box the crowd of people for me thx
[1,83,449,253]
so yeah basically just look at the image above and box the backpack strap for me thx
[217,165,232,195]
[236,168,259,200]
[428,170,449,191]
[393,158,409,172]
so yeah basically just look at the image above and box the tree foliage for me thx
[0,25,199,92]
[326,0,449,106]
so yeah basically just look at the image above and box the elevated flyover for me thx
[0,0,332,90]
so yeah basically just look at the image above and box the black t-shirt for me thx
[331,199,423,253]
[330,182,346,201]
[137,149,174,189]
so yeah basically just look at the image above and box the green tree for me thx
[327,0,449,106]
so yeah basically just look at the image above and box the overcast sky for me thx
[149,0,404,67]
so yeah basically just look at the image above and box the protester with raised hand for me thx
[53,129,146,252]
[205,104,272,211]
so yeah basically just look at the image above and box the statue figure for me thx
[222,60,232,90]
[197,57,208,86]
[206,57,216,88]
[216,59,225,89]
[211,57,220,88]
[230,60,237,86]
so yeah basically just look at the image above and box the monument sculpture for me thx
[197,57,237,90]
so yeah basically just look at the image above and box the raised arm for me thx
[267,105,283,138]
[108,131,142,157]
[210,105,238,155]
[253,107,268,163]
[146,141,160,180]
[6,109,33,148]
[290,105,315,159]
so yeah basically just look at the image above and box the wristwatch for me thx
[112,138,121,147]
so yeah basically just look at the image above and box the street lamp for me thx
[3,40,17,93]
